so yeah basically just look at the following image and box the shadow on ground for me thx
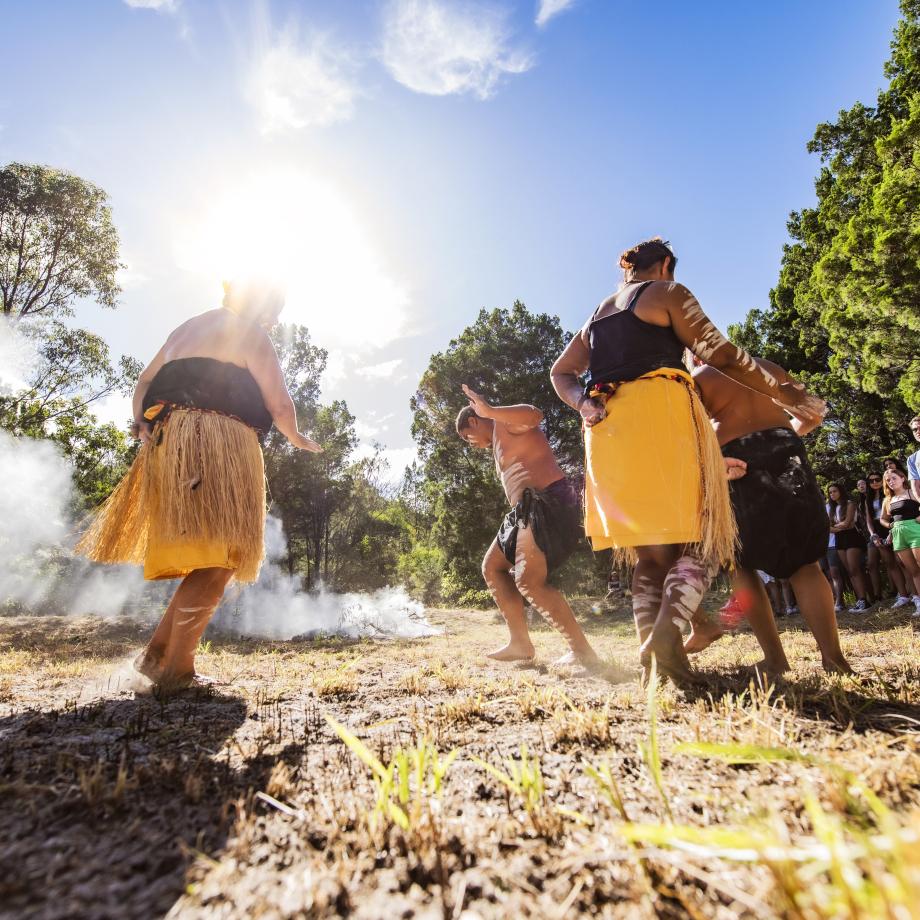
[0,688,305,920]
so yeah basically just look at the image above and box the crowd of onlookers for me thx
[606,415,920,619]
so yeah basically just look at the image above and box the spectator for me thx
[861,471,911,607]
[908,415,920,501]
[880,468,920,616]
[827,483,871,612]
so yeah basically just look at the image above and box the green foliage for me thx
[728,0,920,480]
[0,163,121,319]
[410,302,582,602]
[327,715,457,834]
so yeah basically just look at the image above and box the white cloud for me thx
[381,0,533,99]
[123,0,179,11]
[247,26,360,133]
[116,258,149,290]
[355,358,404,380]
[535,0,576,28]
[89,392,134,430]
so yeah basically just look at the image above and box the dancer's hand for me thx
[773,381,826,425]
[131,420,153,443]
[462,384,492,417]
[578,396,606,427]
[294,433,323,452]
[724,457,747,480]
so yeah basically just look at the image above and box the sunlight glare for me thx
[174,169,409,349]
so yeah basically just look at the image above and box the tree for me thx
[765,1,920,409]
[1,163,121,320]
[410,302,583,603]
[728,0,920,479]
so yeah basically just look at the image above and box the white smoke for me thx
[212,516,441,640]
[0,423,438,640]
[0,316,39,393]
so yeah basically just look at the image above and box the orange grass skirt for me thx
[76,408,266,582]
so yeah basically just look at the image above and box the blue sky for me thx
[1,0,902,475]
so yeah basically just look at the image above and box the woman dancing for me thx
[551,237,824,682]
[77,280,323,689]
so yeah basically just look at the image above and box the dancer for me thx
[684,356,851,675]
[879,467,920,615]
[455,385,599,666]
[551,237,824,683]
[77,280,322,689]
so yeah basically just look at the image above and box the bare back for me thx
[492,423,566,506]
[160,309,269,368]
[693,360,793,446]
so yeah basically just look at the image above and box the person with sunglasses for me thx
[908,415,920,502]
[862,471,911,607]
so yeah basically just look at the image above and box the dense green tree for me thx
[729,0,920,480]
[410,302,583,603]
[0,163,121,320]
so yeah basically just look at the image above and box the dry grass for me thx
[2,601,920,918]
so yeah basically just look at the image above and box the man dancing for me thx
[77,280,323,689]
[686,356,851,675]
[456,385,599,666]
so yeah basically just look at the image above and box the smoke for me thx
[0,425,438,640]
[0,316,39,393]
[212,516,441,640]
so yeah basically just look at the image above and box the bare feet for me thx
[552,648,602,671]
[487,641,535,662]
[738,658,790,682]
[155,671,221,693]
[133,650,163,683]
[822,656,854,675]
[684,618,725,655]
[640,624,701,687]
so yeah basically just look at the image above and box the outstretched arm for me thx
[248,333,323,452]
[461,385,542,431]
[665,285,826,426]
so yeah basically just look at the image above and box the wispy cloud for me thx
[123,0,179,11]
[535,0,576,28]
[247,12,361,133]
[381,0,533,100]
[355,358,404,380]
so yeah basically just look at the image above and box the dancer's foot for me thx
[487,641,535,662]
[640,626,700,686]
[156,671,221,693]
[552,648,602,671]
[821,655,854,675]
[133,650,163,683]
[738,657,790,682]
[684,618,725,655]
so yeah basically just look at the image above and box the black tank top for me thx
[143,357,273,436]
[889,496,920,522]
[586,281,686,389]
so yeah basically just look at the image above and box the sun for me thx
[174,168,409,349]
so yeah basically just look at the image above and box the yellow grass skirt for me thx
[584,368,736,569]
[76,408,266,583]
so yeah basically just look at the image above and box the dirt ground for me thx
[2,598,920,920]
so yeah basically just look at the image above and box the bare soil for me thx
[2,599,919,919]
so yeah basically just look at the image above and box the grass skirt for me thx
[583,368,737,570]
[76,409,266,583]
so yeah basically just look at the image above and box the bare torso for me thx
[160,309,268,368]
[692,360,793,446]
[492,423,566,506]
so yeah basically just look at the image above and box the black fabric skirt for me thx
[722,427,829,579]
[834,527,865,551]
[497,478,583,573]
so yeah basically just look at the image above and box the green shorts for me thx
[892,518,920,552]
